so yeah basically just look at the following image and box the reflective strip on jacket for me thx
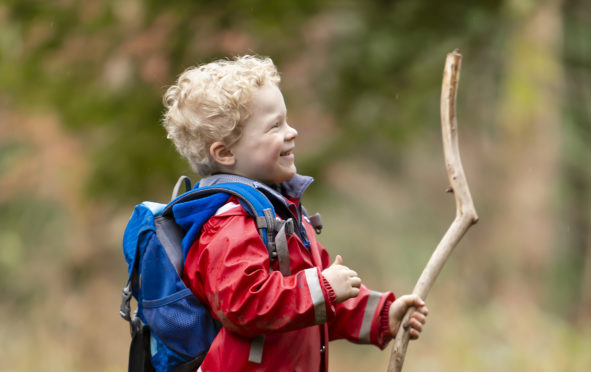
[183,197,395,371]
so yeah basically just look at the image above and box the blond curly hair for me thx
[162,55,281,177]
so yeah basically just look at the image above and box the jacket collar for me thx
[199,173,314,203]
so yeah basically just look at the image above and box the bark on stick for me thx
[387,50,479,372]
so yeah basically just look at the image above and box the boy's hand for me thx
[321,255,362,304]
[389,294,428,340]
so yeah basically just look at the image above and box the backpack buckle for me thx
[120,283,132,322]
[268,241,278,259]
[309,213,323,234]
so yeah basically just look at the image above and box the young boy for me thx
[162,55,428,371]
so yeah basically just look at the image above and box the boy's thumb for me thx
[332,255,343,266]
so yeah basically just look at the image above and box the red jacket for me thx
[183,181,395,371]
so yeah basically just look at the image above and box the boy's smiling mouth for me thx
[280,148,294,157]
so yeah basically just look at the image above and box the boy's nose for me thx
[285,123,298,140]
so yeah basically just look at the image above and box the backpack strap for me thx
[271,219,294,276]
[174,353,206,372]
[128,324,155,372]
[122,268,152,371]
[154,216,186,276]
[164,183,275,243]
[171,176,192,201]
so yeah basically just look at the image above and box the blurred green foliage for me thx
[553,0,591,317]
[311,0,503,177]
[1,0,332,202]
[1,0,506,202]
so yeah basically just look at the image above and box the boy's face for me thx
[229,83,298,184]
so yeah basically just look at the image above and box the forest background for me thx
[1,0,590,371]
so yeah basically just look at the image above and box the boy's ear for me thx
[209,141,236,167]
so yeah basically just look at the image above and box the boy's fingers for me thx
[411,312,427,324]
[412,296,425,308]
[332,255,343,266]
[350,276,362,288]
[409,318,423,332]
[402,294,425,309]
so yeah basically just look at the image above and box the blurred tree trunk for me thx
[562,0,591,321]
[493,0,563,303]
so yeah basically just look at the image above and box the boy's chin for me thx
[275,169,297,184]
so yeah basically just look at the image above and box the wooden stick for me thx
[387,50,479,372]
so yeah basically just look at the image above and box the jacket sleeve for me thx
[327,285,394,349]
[315,237,395,349]
[183,213,337,338]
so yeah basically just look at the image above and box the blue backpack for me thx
[120,176,295,372]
